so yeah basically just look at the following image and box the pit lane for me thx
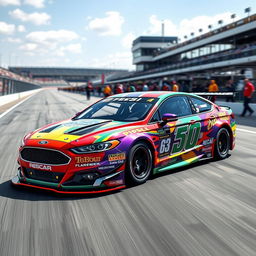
[0,89,256,256]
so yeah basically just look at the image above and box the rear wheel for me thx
[214,128,230,159]
[126,142,153,185]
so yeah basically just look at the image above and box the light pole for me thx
[231,14,236,23]
[245,7,251,17]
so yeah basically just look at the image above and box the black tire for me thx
[126,142,153,185]
[214,128,230,160]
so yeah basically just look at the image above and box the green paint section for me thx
[61,184,106,189]
[231,122,236,127]
[153,155,202,174]
[25,178,59,188]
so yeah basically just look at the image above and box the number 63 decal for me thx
[159,122,201,155]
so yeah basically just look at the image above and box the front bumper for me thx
[11,175,126,194]
[11,166,125,194]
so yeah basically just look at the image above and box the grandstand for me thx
[109,13,256,84]
[9,67,128,84]
[0,67,40,95]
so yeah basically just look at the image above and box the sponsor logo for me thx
[75,156,102,164]
[108,153,126,161]
[38,140,48,144]
[111,97,142,102]
[123,127,150,136]
[218,112,230,120]
[29,163,52,170]
[202,138,214,146]
[98,165,116,170]
[75,163,100,167]
[207,118,216,130]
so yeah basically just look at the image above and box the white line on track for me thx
[0,93,37,120]
[236,128,256,134]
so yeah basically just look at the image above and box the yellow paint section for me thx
[31,126,81,142]
[232,124,237,137]
[181,151,196,162]
[157,145,203,163]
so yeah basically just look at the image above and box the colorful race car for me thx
[12,92,236,194]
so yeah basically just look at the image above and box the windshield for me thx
[76,97,158,121]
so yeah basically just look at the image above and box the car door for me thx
[152,95,203,172]
[188,95,216,158]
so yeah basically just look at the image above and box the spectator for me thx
[103,85,112,97]
[225,80,235,102]
[97,86,102,96]
[116,84,124,94]
[85,83,92,100]
[162,83,169,91]
[240,79,255,116]
[172,81,179,92]
[208,79,219,92]
[208,79,219,103]
[129,84,136,92]
[143,84,149,91]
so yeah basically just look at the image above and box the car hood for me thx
[28,119,147,144]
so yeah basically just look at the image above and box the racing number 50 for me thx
[160,122,201,155]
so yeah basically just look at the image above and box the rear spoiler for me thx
[193,92,235,101]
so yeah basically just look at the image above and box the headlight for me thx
[70,140,120,154]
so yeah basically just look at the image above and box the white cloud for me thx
[9,8,51,25]
[0,0,20,6]
[56,43,82,56]
[17,24,26,32]
[89,51,133,70]
[144,12,236,40]
[179,12,234,38]
[144,15,177,36]
[122,32,136,49]
[0,21,15,35]
[7,37,22,43]
[26,29,79,45]
[24,0,45,8]
[87,11,124,36]
[20,43,38,51]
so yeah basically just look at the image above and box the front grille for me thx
[24,168,65,183]
[21,147,70,165]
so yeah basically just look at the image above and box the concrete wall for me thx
[0,89,42,107]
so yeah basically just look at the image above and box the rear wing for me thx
[193,92,235,101]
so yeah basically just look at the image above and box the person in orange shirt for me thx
[208,80,219,102]
[103,85,112,97]
[172,81,179,92]
[208,80,219,92]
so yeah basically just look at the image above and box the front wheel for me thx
[126,142,153,185]
[214,128,230,160]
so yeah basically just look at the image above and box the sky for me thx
[0,0,255,70]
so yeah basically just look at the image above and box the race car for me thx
[12,91,236,194]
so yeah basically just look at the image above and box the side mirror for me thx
[161,113,178,123]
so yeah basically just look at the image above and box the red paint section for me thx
[12,181,126,194]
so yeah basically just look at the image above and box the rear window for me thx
[190,97,212,113]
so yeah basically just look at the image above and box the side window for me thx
[190,97,212,113]
[158,96,192,118]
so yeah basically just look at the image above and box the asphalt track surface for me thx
[0,89,256,256]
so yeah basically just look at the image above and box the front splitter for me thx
[11,176,126,194]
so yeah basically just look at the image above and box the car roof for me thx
[110,91,192,99]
